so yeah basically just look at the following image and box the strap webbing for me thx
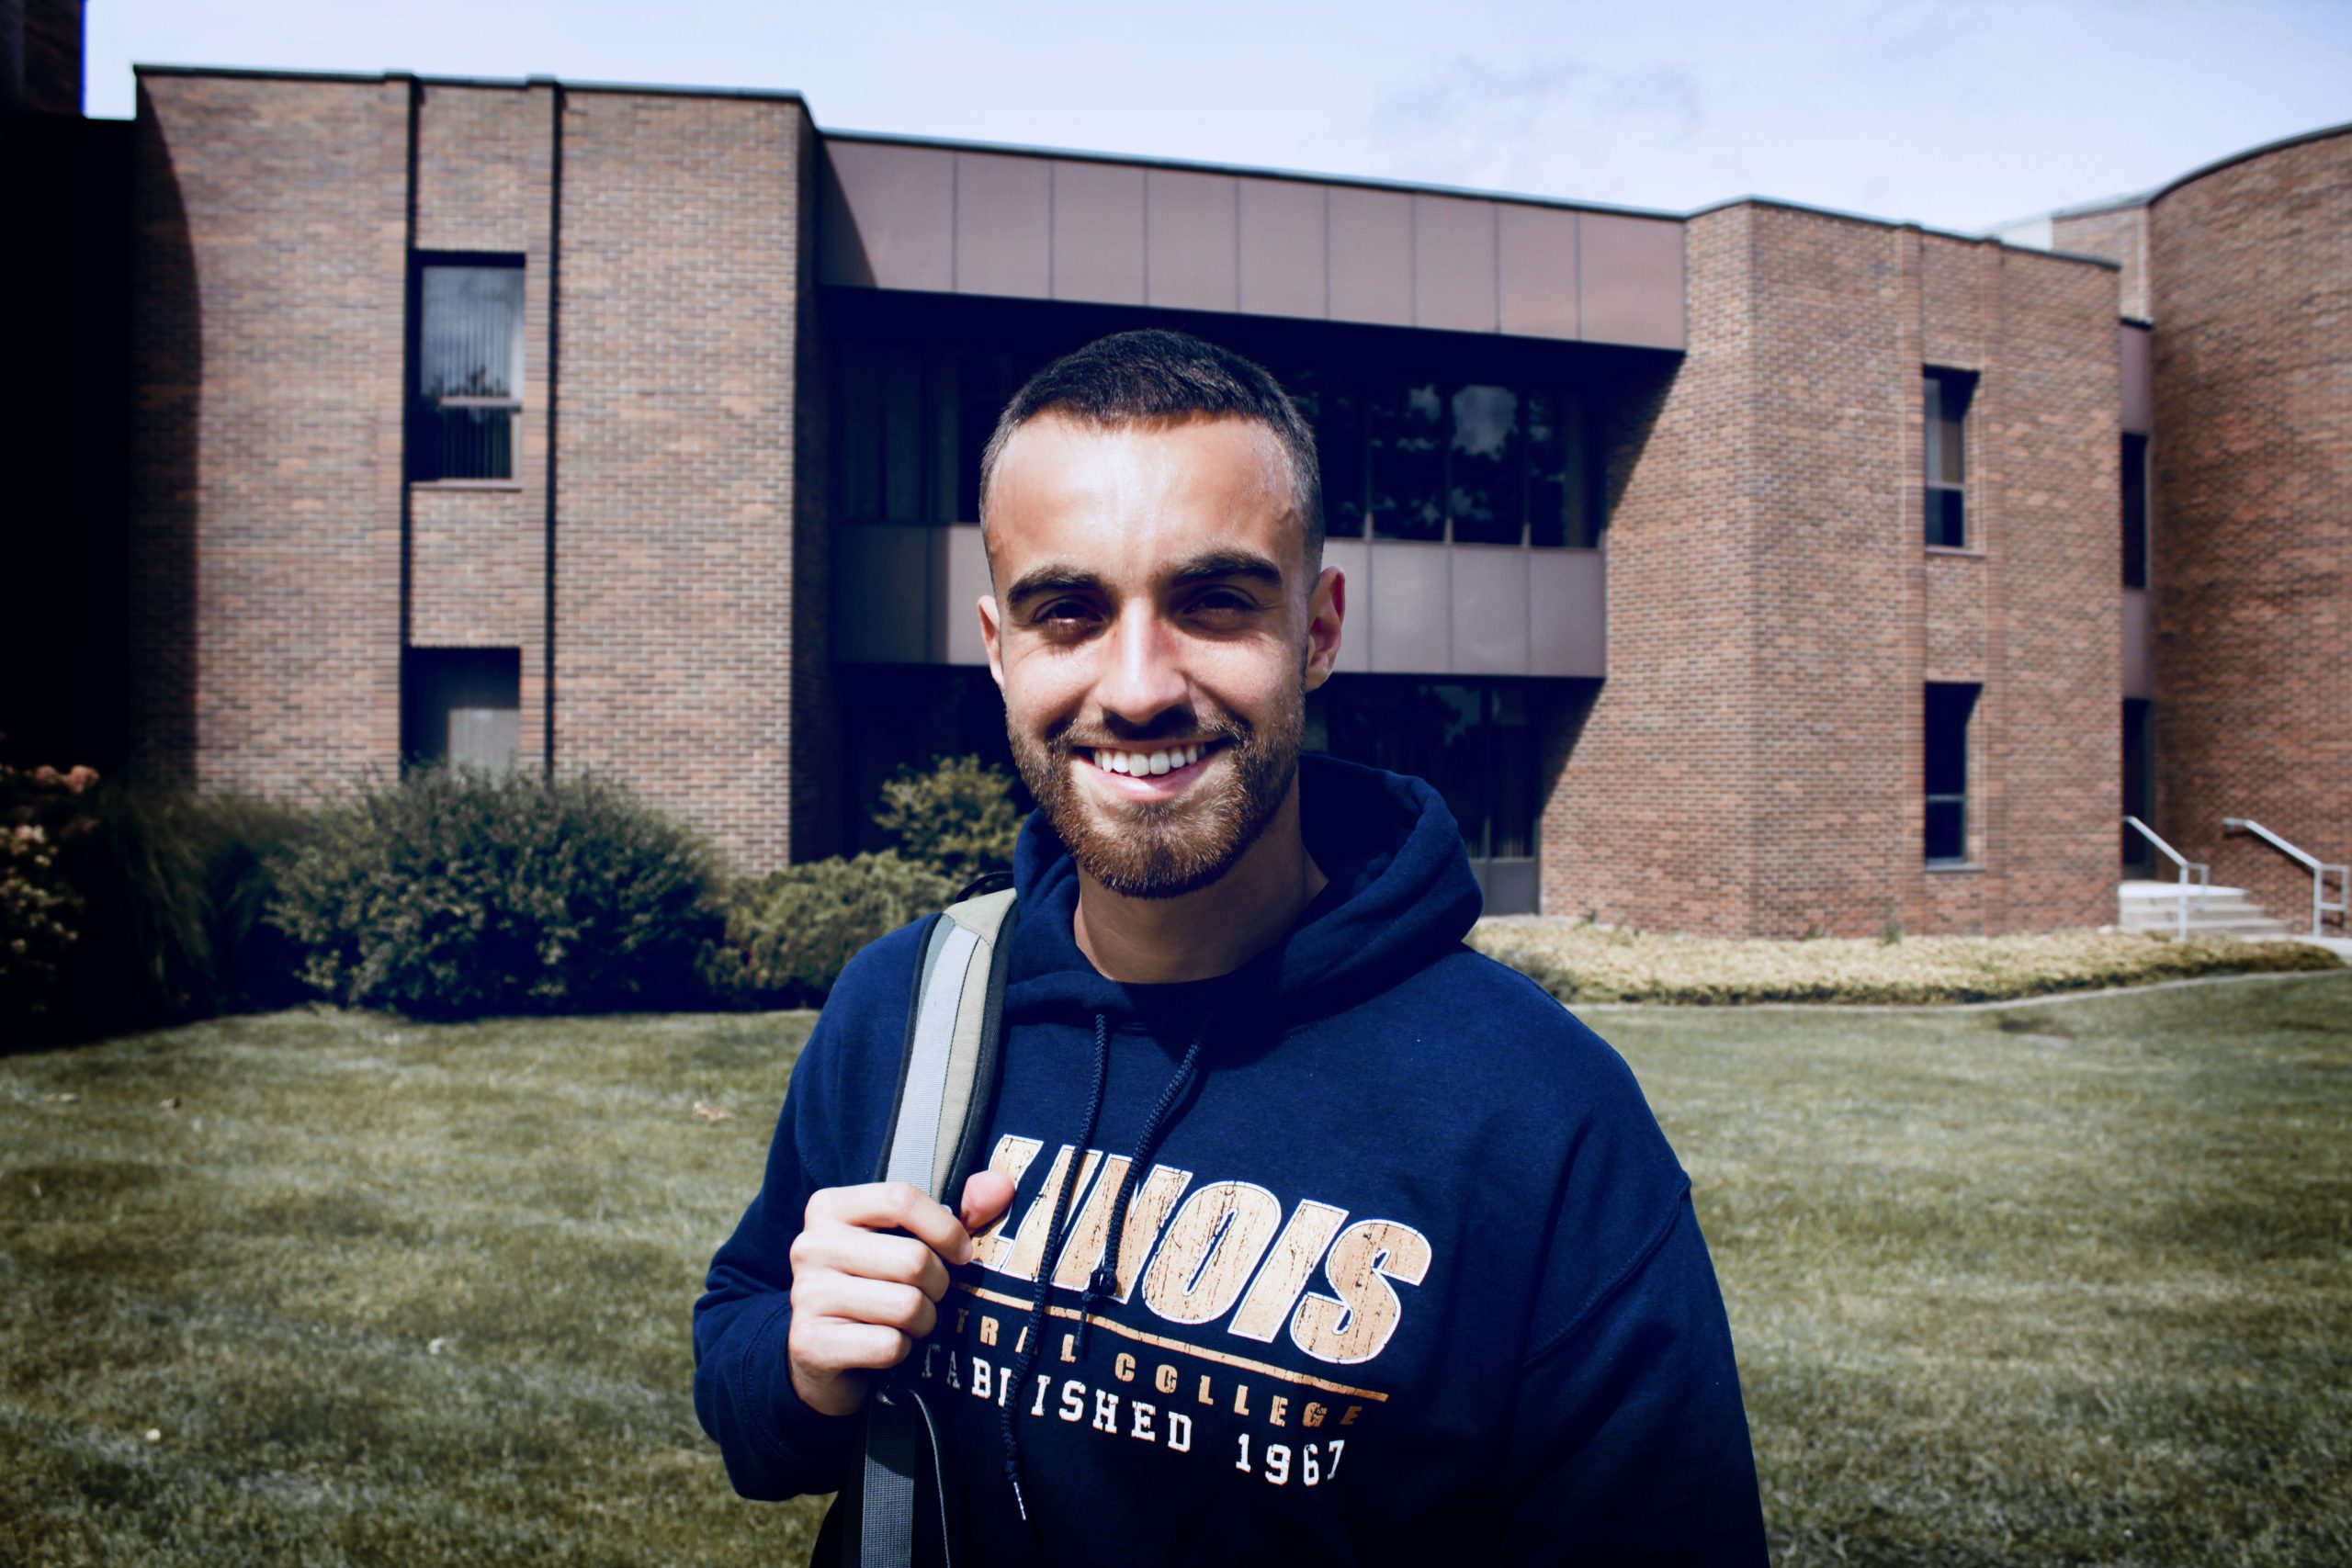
[858,887,1017,1568]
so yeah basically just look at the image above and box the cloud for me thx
[1367,54,1709,204]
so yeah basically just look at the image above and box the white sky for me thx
[85,0,2352,232]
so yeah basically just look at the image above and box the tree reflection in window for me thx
[1370,382,1447,540]
[1449,384,1522,545]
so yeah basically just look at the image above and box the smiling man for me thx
[695,331,1767,1565]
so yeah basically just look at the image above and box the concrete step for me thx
[2118,881,2302,940]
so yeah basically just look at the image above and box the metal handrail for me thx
[2123,816,2208,941]
[2222,818,2348,941]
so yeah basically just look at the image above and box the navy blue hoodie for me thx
[695,754,1767,1564]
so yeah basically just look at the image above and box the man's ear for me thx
[1302,567,1344,692]
[979,593,1007,689]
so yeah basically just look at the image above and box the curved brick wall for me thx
[2146,129,2352,930]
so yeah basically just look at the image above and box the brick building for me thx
[6,10,2345,934]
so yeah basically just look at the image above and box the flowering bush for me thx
[0,757,100,1023]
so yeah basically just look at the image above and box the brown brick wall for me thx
[2147,130,2352,930]
[129,73,408,793]
[1539,204,1759,934]
[408,83,557,771]
[22,0,80,116]
[1978,245,2124,933]
[1540,206,2119,935]
[551,89,808,871]
[2053,205,2151,321]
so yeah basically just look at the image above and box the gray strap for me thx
[860,890,1013,1568]
[859,1391,922,1568]
[883,920,981,1195]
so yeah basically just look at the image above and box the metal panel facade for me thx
[1237,177,1328,319]
[955,152,1051,299]
[1498,204,1580,340]
[1146,168,1239,313]
[1579,211,1686,349]
[823,141,952,292]
[1327,186,1414,326]
[1051,159,1147,303]
[1451,546,1531,672]
[1413,195,1498,333]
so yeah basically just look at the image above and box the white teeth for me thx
[1092,744,1210,776]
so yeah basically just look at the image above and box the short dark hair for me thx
[978,329,1324,567]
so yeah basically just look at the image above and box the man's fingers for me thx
[960,1169,1017,1234]
[806,1181,976,1264]
[788,1314,917,1379]
[792,1228,951,1301]
[793,1274,941,1341]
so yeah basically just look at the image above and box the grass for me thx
[4,973,2350,1564]
[0,1008,829,1566]
[1471,919,2343,1005]
[1608,971,2352,1566]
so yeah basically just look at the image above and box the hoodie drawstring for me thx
[1076,1018,1208,1335]
[996,1009,1213,1529]
[999,1012,1109,1524]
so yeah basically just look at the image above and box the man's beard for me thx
[1010,692,1304,900]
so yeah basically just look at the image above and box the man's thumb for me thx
[958,1169,1017,1233]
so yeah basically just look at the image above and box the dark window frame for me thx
[1925,682,1979,866]
[408,252,526,485]
[1923,367,1976,549]
[2121,431,2151,589]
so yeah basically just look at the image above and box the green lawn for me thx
[5,974,2349,1564]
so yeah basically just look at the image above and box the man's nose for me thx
[1096,603,1191,730]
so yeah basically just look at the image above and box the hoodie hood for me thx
[1002,751,1486,1028]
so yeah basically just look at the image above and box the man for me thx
[695,330,1768,1564]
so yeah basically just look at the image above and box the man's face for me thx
[978,413,1343,899]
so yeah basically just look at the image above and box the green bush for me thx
[271,767,721,1019]
[871,754,1022,883]
[61,787,321,1028]
[706,852,953,1007]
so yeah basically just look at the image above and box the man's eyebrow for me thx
[1003,564,1105,605]
[1165,549,1285,591]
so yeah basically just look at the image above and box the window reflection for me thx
[828,332,1602,550]
[1314,678,1536,863]
[1448,383,1521,545]
[1371,382,1447,541]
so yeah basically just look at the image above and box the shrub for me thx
[270,767,721,1019]
[0,757,97,1026]
[51,785,322,1031]
[871,755,1022,884]
[706,852,953,1007]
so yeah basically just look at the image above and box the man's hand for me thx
[786,1170,1019,1416]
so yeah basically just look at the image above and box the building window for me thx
[832,329,1601,549]
[402,647,521,773]
[411,255,525,482]
[1334,376,1595,547]
[1311,677,1540,910]
[2121,432,2150,589]
[1925,682,1978,865]
[834,344,1019,525]
[1923,368,1974,548]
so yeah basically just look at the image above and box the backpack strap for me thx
[854,886,1019,1568]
